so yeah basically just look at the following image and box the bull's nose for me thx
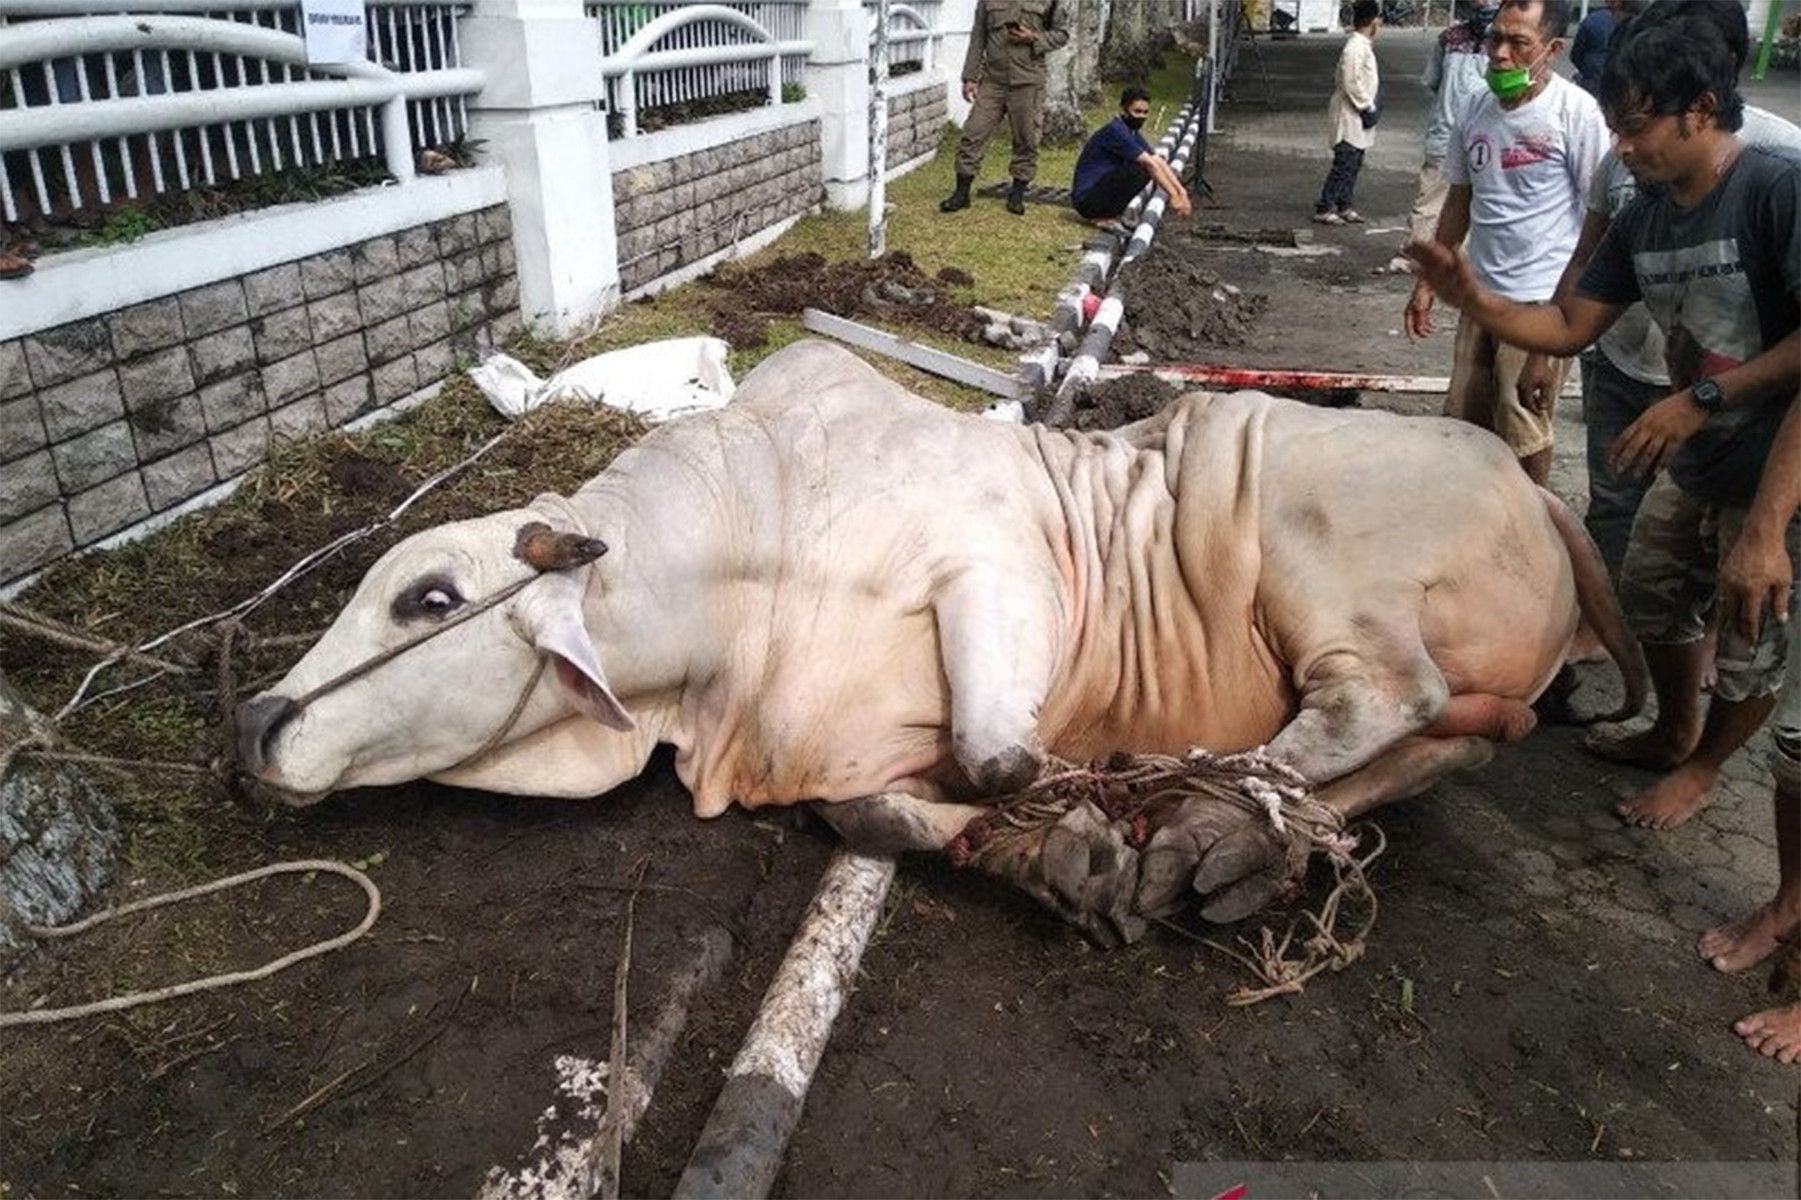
[236,693,298,774]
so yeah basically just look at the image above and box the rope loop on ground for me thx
[0,859,381,1029]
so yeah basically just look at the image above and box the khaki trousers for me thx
[954,77,1045,183]
[1443,313,1568,460]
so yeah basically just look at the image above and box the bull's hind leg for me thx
[1314,734,1494,818]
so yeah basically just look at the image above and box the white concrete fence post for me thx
[462,0,619,336]
[805,0,873,210]
[940,0,977,125]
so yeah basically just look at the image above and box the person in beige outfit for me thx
[1314,0,1382,224]
[940,0,1071,216]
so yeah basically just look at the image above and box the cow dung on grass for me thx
[238,340,1647,943]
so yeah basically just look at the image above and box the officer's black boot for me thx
[940,174,974,213]
[1006,179,1028,215]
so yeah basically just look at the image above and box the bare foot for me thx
[1584,723,1695,770]
[1734,1004,1801,1063]
[1699,902,1801,972]
[1616,761,1718,830]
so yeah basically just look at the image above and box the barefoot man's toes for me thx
[1699,905,1797,973]
[1735,1006,1801,1063]
[1616,764,1717,830]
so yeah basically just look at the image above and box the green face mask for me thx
[1486,65,1531,99]
[1486,51,1545,100]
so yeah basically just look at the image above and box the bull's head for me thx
[237,505,633,802]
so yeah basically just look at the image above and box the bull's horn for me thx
[513,521,610,572]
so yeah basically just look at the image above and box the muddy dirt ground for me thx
[703,250,985,351]
[7,29,1801,1200]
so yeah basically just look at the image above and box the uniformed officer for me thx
[940,0,1071,216]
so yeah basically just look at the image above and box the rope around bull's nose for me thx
[0,859,380,1028]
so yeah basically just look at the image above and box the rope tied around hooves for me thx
[951,747,1383,1005]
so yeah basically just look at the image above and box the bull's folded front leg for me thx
[933,568,1062,794]
[815,792,1147,946]
[812,791,990,856]
[1313,734,1494,819]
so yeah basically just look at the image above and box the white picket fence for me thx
[865,0,939,74]
[0,0,480,222]
[0,1,950,218]
[588,0,812,138]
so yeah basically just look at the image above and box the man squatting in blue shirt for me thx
[1070,86,1193,226]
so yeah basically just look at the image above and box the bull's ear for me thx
[511,577,635,733]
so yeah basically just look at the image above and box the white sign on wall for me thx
[301,0,367,65]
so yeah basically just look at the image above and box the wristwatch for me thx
[1691,377,1726,414]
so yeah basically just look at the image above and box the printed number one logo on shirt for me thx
[1469,135,1493,173]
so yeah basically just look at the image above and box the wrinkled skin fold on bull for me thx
[241,341,1646,935]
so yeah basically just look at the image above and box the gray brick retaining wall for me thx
[0,204,521,588]
[611,119,824,294]
[886,85,947,169]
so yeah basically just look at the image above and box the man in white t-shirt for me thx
[1403,0,1608,485]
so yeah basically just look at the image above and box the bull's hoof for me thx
[966,743,1045,796]
[1135,797,1293,925]
[1039,801,1146,947]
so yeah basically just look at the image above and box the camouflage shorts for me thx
[1617,473,1801,704]
[1775,624,1801,794]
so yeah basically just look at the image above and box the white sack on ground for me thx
[470,337,735,422]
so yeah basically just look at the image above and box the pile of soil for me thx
[704,251,984,349]
[1067,373,1181,431]
[1112,236,1268,359]
[1065,373,1354,434]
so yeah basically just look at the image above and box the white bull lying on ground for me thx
[240,341,1647,941]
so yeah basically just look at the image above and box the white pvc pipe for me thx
[0,74,478,152]
[673,851,897,1199]
[600,40,813,79]
[604,5,776,65]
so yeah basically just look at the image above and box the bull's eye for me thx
[420,588,458,615]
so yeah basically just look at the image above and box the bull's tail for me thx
[1539,486,1650,722]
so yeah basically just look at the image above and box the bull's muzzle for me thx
[237,693,298,775]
